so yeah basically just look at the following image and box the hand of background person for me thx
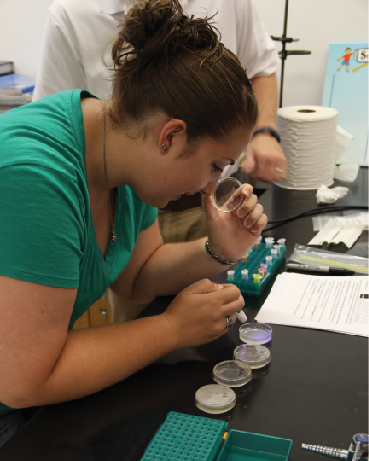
[162,279,244,348]
[204,183,267,264]
[240,135,287,183]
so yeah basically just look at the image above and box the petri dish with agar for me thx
[211,177,243,212]
[195,384,236,414]
[239,323,272,345]
[233,344,271,369]
[212,360,252,387]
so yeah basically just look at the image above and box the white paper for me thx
[308,227,364,248]
[308,227,341,246]
[255,273,369,336]
[312,212,369,231]
[335,213,369,228]
[330,228,364,248]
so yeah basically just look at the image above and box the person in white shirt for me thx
[34,0,286,186]
[33,0,285,322]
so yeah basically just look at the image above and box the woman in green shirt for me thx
[0,0,266,448]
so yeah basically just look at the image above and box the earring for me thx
[161,143,167,152]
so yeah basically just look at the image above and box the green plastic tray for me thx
[226,242,286,297]
[141,412,293,461]
[141,411,228,460]
[217,430,293,461]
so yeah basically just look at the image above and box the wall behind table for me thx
[254,0,368,107]
[0,0,367,107]
[0,0,51,77]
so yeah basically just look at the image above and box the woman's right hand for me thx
[162,278,244,349]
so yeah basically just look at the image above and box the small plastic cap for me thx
[273,245,282,254]
[236,310,247,323]
[241,269,248,277]
[265,256,272,265]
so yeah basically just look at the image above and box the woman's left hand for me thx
[204,183,268,263]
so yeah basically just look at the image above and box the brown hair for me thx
[110,0,258,140]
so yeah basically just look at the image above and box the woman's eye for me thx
[212,164,223,173]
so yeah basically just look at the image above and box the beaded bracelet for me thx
[205,239,237,266]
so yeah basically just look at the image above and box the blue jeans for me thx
[0,409,26,449]
[0,407,40,450]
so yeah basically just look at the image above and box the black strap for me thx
[252,126,281,143]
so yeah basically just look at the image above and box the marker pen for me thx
[236,310,247,323]
[287,263,355,275]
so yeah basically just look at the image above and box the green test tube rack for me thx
[141,411,293,460]
[141,411,228,461]
[226,241,287,296]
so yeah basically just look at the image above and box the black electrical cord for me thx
[262,205,368,232]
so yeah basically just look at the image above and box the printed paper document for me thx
[255,273,368,336]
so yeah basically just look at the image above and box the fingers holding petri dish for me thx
[211,177,244,213]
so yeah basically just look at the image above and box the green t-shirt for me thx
[0,90,158,413]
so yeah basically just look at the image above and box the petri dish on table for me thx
[233,344,271,369]
[212,360,252,387]
[195,384,236,414]
[239,323,272,345]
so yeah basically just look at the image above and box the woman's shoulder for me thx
[0,90,89,183]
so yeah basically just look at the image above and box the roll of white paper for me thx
[276,105,338,189]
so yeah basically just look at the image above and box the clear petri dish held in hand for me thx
[211,177,243,212]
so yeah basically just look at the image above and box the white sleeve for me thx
[235,0,279,79]
[33,4,86,101]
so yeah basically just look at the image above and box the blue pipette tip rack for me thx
[141,411,228,460]
[226,239,287,296]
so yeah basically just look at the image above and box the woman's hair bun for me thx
[114,0,221,66]
[110,0,257,142]
[124,0,178,51]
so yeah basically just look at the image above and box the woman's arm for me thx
[0,276,243,409]
[111,185,267,303]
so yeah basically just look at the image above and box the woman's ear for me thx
[158,119,187,154]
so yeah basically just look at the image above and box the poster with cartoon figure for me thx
[322,42,368,165]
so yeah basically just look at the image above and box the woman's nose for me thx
[201,178,219,196]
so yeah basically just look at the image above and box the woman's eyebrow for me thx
[223,157,236,166]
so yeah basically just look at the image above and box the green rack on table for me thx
[226,240,287,297]
[141,411,293,461]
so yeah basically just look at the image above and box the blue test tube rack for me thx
[226,239,287,296]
